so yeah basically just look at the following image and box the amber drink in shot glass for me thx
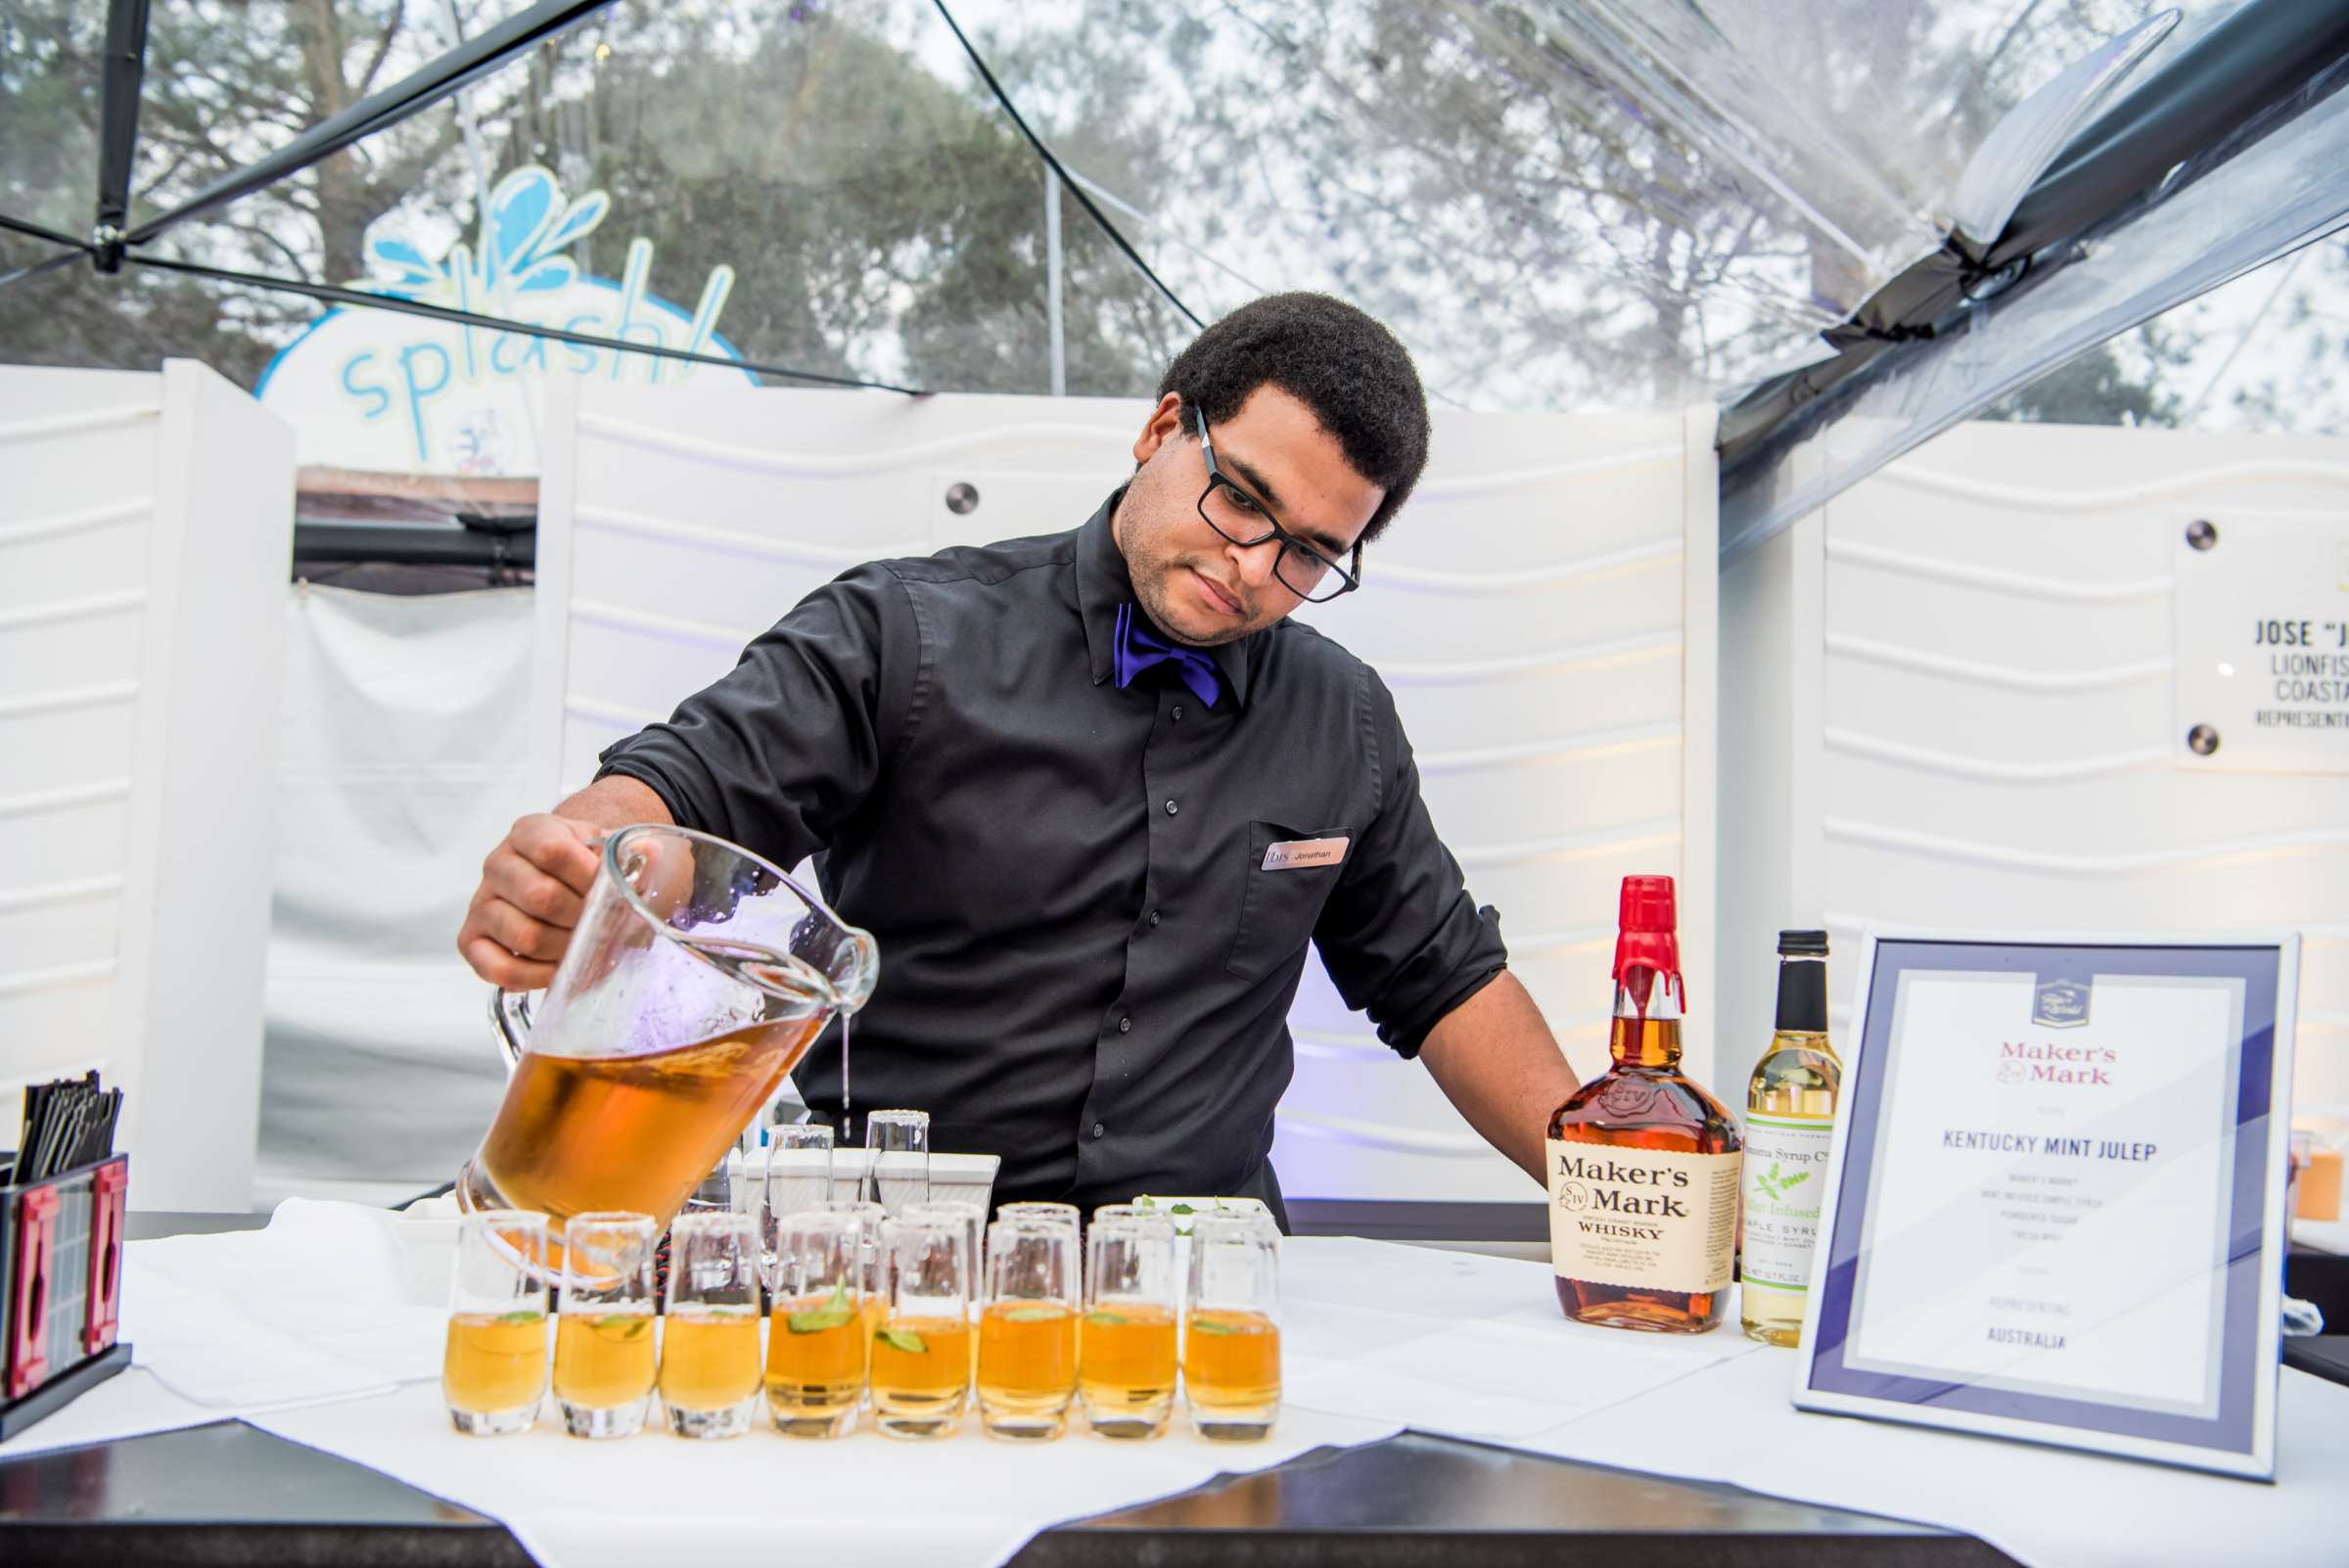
[551,1212,659,1439]
[903,1199,988,1394]
[977,1218,1080,1440]
[870,1215,972,1439]
[765,1210,867,1437]
[660,1211,762,1439]
[1081,1213,1178,1439]
[1183,1212,1281,1441]
[443,1210,550,1435]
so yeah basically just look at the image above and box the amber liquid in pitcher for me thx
[477,1017,824,1233]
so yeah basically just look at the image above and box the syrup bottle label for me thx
[1738,1115,1833,1294]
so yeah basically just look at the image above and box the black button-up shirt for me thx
[596,490,1506,1211]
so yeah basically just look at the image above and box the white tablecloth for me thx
[253,1381,1401,1568]
[0,1199,438,1461]
[7,1201,2345,1568]
[1513,1339,2349,1568]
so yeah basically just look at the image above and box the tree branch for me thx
[357,0,405,97]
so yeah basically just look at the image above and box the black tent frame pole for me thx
[93,0,154,272]
[125,0,617,247]
[0,249,89,294]
[0,212,91,253]
[928,0,1205,332]
[124,253,928,395]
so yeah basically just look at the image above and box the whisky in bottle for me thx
[1546,875,1741,1333]
[1739,929,1841,1346]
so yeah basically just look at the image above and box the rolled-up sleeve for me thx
[1312,672,1508,1058]
[595,562,920,871]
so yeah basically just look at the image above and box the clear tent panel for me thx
[3,0,1197,400]
[0,0,2292,434]
[1722,65,2349,555]
[0,1,109,241]
[1986,229,2349,436]
[936,0,2246,413]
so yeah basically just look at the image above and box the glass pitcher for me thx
[455,823,877,1240]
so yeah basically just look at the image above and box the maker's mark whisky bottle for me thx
[1546,875,1741,1333]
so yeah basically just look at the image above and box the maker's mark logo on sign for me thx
[2032,977,2092,1030]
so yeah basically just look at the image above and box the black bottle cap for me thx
[1777,929,1829,956]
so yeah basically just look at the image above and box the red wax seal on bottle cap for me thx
[1612,874,1681,984]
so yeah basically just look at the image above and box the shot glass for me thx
[1183,1212,1281,1441]
[823,1198,890,1350]
[552,1211,659,1439]
[660,1212,762,1439]
[864,1109,932,1215]
[443,1210,550,1435]
[977,1218,1080,1441]
[761,1125,836,1286]
[996,1201,1081,1235]
[1081,1213,1178,1439]
[870,1215,972,1439]
[765,1209,867,1438]
[682,1152,734,1217]
[902,1199,988,1393]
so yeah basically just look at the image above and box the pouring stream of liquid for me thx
[674,931,853,1143]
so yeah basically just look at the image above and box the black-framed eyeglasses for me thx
[1192,407,1362,604]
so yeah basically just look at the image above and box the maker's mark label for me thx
[1546,1141,1737,1295]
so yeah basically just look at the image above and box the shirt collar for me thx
[1077,487,1255,709]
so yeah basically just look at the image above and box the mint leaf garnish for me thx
[493,1309,543,1324]
[876,1326,929,1355]
[1002,1305,1064,1323]
[1189,1318,1244,1336]
[1083,1311,1129,1328]
[595,1314,651,1338]
[785,1282,856,1335]
[1169,1203,1194,1217]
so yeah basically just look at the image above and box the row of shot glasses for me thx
[445,1192,1280,1443]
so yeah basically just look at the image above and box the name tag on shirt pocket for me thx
[1228,821,1352,982]
[1262,836,1350,871]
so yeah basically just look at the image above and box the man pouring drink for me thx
[458,294,1579,1226]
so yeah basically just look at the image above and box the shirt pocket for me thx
[1225,820,1353,982]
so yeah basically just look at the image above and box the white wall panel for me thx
[1722,421,2347,1116]
[0,361,293,1210]
[537,381,1718,1203]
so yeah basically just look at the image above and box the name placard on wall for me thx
[2174,511,2349,773]
[1794,932,2299,1479]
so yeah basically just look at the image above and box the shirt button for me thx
[1173,706,1184,722]
[1148,910,1162,928]
[1091,1123,1106,1139]
[1118,1016,1131,1034]
[1165,800,1178,816]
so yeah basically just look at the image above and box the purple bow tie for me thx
[1113,603,1223,708]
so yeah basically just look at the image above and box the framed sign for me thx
[1793,931,2299,1479]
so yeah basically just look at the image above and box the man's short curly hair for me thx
[1159,293,1429,547]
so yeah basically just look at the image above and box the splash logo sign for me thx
[255,165,756,475]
